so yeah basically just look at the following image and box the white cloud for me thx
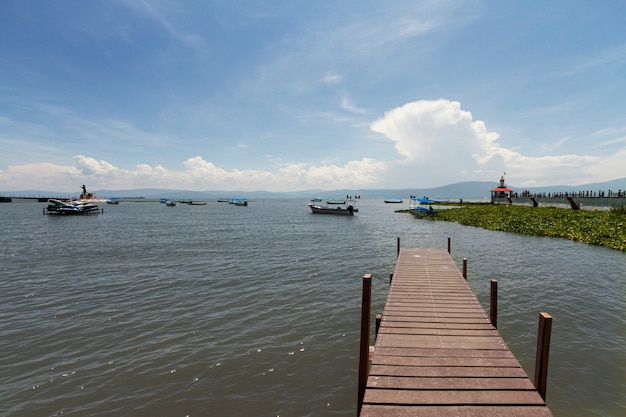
[341,97,367,114]
[320,73,343,85]
[371,99,499,161]
[2,97,622,192]
[370,99,610,187]
[0,155,387,192]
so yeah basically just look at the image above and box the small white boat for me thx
[46,199,100,215]
[308,199,358,215]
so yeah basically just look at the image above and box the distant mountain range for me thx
[5,177,626,200]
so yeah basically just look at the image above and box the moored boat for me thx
[229,198,248,206]
[384,198,403,203]
[308,199,358,215]
[410,197,439,214]
[46,199,100,215]
[181,200,207,205]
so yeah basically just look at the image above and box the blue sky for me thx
[1,0,626,192]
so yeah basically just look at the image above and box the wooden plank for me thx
[376,334,509,350]
[363,389,546,405]
[372,347,516,358]
[368,364,532,378]
[380,322,495,330]
[380,328,497,336]
[371,355,523,367]
[360,405,554,417]
[366,376,537,390]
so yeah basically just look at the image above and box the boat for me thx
[165,200,176,206]
[106,198,120,204]
[229,198,248,206]
[410,197,439,214]
[308,199,358,215]
[179,199,207,205]
[384,198,403,203]
[46,199,100,215]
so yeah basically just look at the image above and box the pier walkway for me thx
[359,248,553,417]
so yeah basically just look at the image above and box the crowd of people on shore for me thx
[518,189,625,198]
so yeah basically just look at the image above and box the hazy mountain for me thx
[4,177,626,200]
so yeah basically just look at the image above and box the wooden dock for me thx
[359,248,553,417]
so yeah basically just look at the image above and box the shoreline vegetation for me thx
[405,203,626,252]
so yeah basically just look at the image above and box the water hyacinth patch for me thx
[412,204,626,251]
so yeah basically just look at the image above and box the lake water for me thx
[0,199,624,417]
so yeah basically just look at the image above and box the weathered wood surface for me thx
[360,248,553,417]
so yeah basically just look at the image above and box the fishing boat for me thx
[308,199,358,215]
[384,198,403,203]
[106,198,120,204]
[165,200,176,207]
[229,198,248,206]
[180,200,207,205]
[46,199,100,215]
[410,197,439,214]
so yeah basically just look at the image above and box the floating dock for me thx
[358,248,553,416]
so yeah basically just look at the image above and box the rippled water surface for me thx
[1,199,624,416]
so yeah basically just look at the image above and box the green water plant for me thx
[411,204,626,251]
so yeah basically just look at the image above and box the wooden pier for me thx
[358,248,553,417]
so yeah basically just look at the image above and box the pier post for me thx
[447,237,451,253]
[462,258,467,279]
[357,274,372,414]
[375,313,382,338]
[389,273,393,285]
[490,279,498,328]
[397,237,400,257]
[534,312,552,400]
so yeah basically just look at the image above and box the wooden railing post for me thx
[389,273,393,285]
[447,236,451,253]
[490,279,498,328]
[375,313,382,338]
[534,312,552,400]
[396,237,400,257]
[462,258,467,279]
[357,274,372,414]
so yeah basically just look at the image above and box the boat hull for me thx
[309,204,356,215]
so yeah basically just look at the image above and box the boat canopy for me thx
[411,197,439,204]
